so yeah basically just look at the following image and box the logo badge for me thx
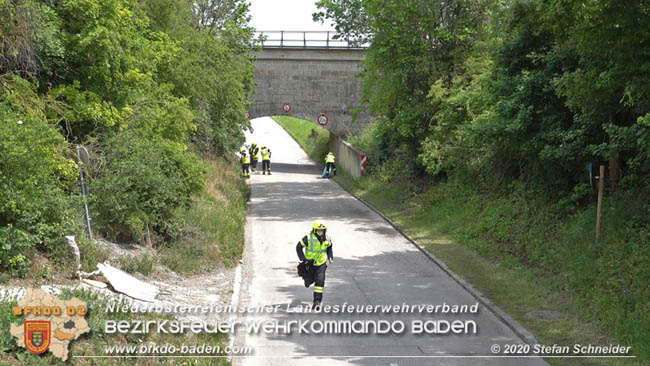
[24,321,51,354]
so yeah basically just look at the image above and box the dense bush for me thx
[92,129,205,242]
[0,75,77,276]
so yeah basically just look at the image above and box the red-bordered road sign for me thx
[360,154,367,176]
[317,113,328,126]
[282,104,291,113]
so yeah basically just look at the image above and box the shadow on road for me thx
[248,180,397,237]
[241,251,534,366]
[258,162,323,175]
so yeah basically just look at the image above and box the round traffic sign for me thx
[283,104,291,113]
[317,113,328,126]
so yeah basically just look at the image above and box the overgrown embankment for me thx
[1,0,254,282]
[275,115,648,365]
[340,172,650,365]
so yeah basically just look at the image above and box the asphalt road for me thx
[233,117,547,366]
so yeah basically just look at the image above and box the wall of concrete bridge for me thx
[251,48,369,179]
[250,48,370,137]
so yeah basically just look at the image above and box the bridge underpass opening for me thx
[249,115,367,179]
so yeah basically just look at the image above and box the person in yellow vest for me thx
[249,142,259,172]
[296,220,333,307]
[240,149,250,178]
[322,152,336,178]
[261,145,272,175]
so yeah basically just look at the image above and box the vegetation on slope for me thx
[1,0,254,279]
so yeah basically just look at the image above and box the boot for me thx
[313,291,323,307]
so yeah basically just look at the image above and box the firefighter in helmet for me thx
[296,220,333,307]
[240,149,250,178]
[261,145,272,175]
[249,142,260,172]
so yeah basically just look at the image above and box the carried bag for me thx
[297,260,315,287]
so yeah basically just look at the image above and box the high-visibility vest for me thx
[241,155,250,164]
[250,146,259,159]
[261,148,271,160]
[325,154,335,164]
[301,232,330,266]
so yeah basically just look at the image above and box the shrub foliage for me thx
[0,0,255,276]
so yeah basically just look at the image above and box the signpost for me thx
[317,113,328,126]
[76,145,93,241]
[283,104,291,113]
[360,154,367,176]
[596,165,605,240]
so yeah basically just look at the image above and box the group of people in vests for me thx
[239,142,272,178]
[240,144,337,181]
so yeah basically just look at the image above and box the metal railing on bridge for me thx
[255,30,368,49]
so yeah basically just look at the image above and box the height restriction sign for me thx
[282,104,291,113]
[317,113,328,126]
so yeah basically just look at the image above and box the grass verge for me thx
[272,116,330,163]
[159,157,250,273]
[274,116,647,365]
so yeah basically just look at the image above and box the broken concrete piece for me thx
[82,279,108,289]
[65,236,81,279]
[97,262,158,302]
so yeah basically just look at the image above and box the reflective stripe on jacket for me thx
[249,146,259,159]
[301,232,330,266]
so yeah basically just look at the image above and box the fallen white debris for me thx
[97,262,158,302]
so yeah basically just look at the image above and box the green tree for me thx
[552,0,650,186]
[469,1,582,188]
[143,0,255,156]
[315,0,495,178]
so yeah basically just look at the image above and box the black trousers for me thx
[262,159,271,173]
[251,159,258,171]
[304,263,327,303]
[241,163,249,176]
